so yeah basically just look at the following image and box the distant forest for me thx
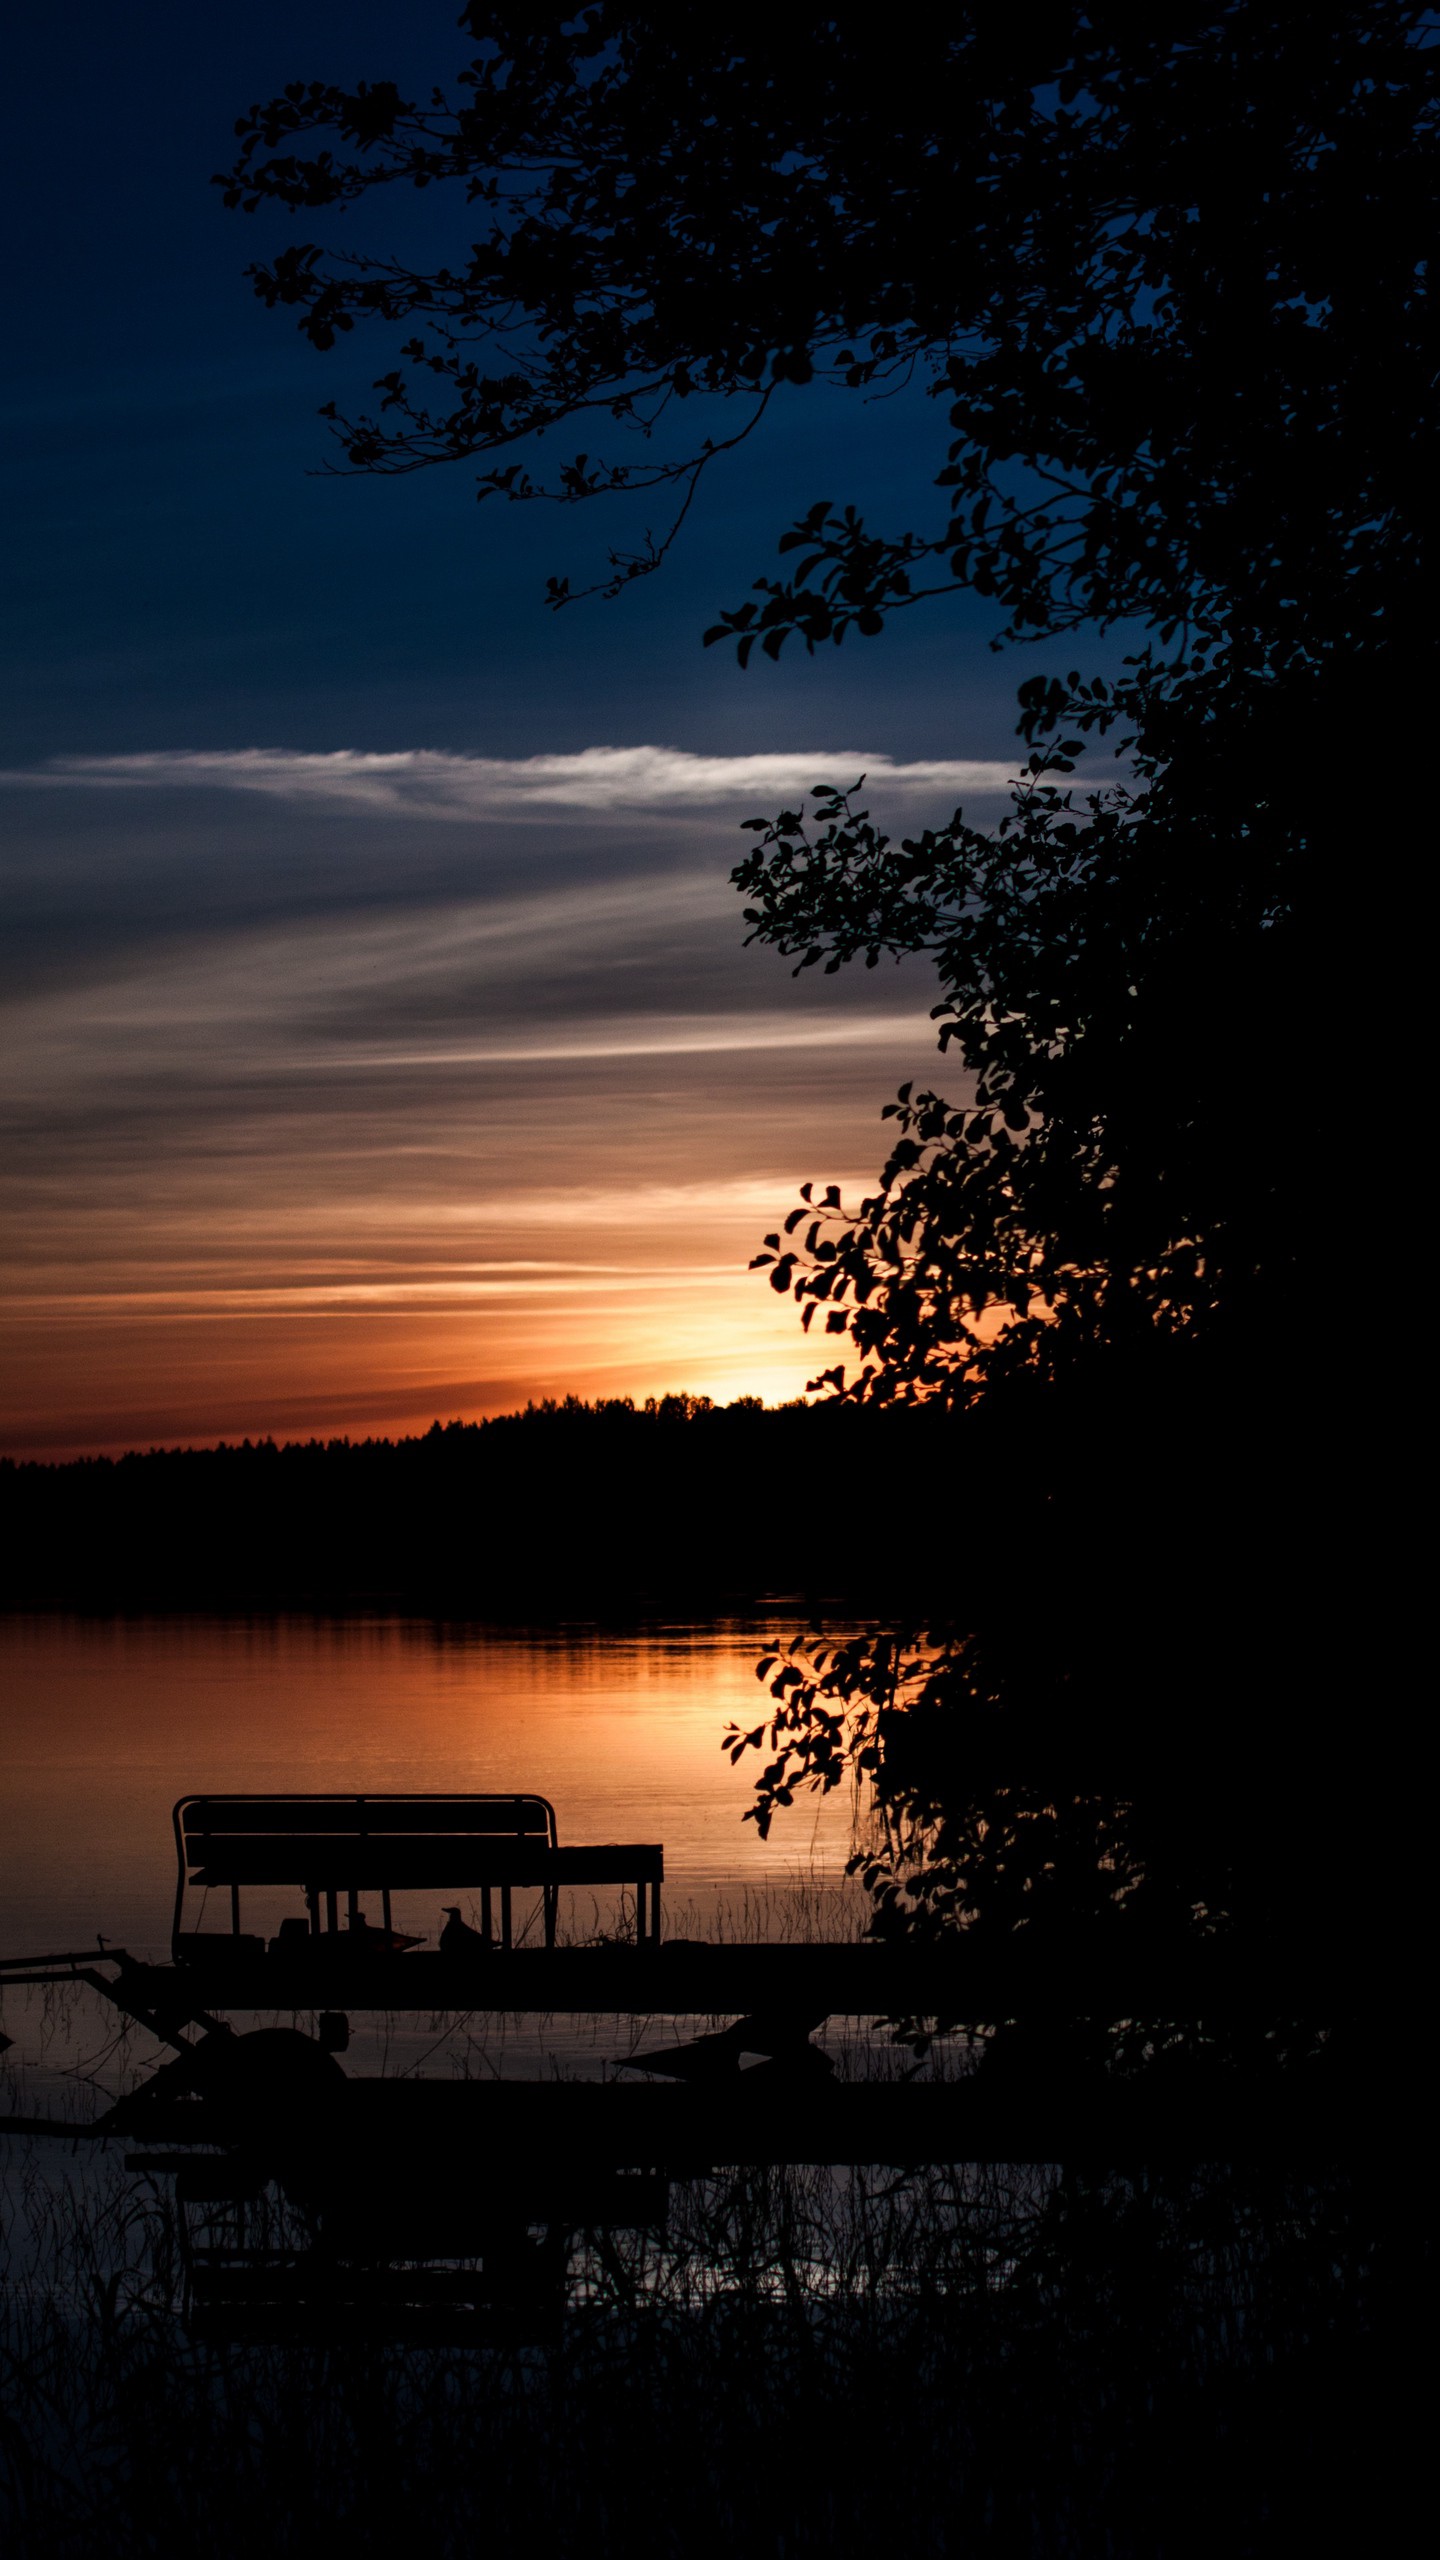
[0,1397,962,1613]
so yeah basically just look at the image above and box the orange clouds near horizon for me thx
[2,1169,873,1457]
[0,753,989,1458]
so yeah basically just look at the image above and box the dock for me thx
[3,1936,1349,2030]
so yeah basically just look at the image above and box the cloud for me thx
[0,848,940,1099]
[306,1012,931,1073]
[0,744,1024,818]
[0,741,973,1452]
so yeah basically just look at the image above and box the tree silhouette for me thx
[222,6,1429,1383]
[223,9,1429,2019]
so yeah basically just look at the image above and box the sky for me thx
[2,5,1072,1457]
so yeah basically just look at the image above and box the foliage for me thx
[736,682,1309,1403]
[220,9,1429,1984]
[219,5,1436,651]
[220,3,1433,1397]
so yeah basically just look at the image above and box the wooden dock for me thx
[52,1935,1349,2028]
[0,1939,1360,2167]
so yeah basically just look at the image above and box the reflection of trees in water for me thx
[1,2135,1369,2555]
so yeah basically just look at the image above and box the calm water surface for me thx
[0,1616,862,1960]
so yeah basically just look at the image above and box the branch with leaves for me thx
[219,9,1436,643]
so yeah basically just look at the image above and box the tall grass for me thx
[1,2122,1370,2559]
[1,1911,1375,2558]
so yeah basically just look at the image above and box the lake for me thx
[0,1614,864,1962]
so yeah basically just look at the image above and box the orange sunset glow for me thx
[0,752,1003,1456]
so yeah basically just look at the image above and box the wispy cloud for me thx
[1,744,1024,817]
[1,869,925,1084]
[310,1013,929,1073]
[0,741,973,1451]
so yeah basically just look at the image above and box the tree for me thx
[223,4,1429,1375]
[223,8,1430,2024]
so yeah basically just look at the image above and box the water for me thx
[0,1614,863,1961]
[0,1622,1332,2550]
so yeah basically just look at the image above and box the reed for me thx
[1,2123,1367,2558]
[1,1905,1373,2557]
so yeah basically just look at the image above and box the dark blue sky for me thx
[4,1,1037,764]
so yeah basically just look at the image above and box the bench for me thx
[172,1793,663,1961]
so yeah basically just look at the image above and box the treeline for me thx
[0,1396,963,1613]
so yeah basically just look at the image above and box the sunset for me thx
[0,7,1028,1457]
[1,747,1016,1451]
[0,8,1399,2551]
